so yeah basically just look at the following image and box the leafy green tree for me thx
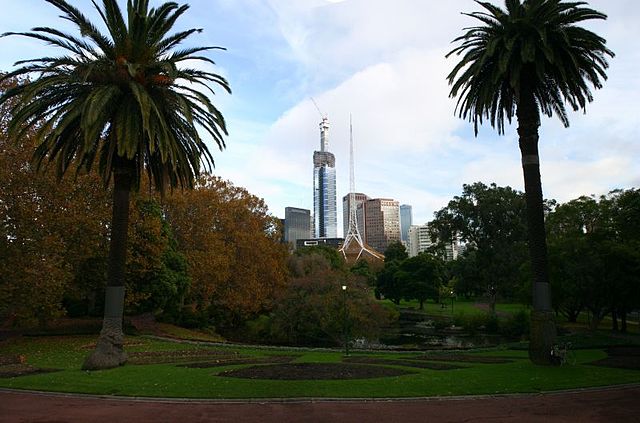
[376,260,403,305]
[294,245,345,271]
[0,0,230,369]
[383,241,408,262]
[444,249,484,298]
[546,196,599,322]
[269,270,391,347]
[396,253,444,310]
[125,199,190,315]
[350,259,378,288]
[429,182,529,312]
[447,0,614,364]
[547,191,640,331]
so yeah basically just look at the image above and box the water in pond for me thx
[371,315,508,350]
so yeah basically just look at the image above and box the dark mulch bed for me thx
[218,362,416,380]
[128,349,242,365]
[344,356,463,370]
[589,346,640,370]
[411,354,515,364]
[180,355,297,368]
[606,346,640,356]
[0,364,60,378]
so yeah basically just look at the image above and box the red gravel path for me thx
[2,385,639,423]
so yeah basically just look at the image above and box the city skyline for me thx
[1,0,638,232]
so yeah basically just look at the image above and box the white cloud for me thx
[2,0,638,233]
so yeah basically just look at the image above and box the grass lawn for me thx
[1,335,639,399]
[383,298,529,317]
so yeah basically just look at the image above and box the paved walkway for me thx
[1,385,639,423]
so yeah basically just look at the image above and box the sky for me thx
[1,0,639,235]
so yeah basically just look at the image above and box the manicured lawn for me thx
[1,335,639,399]
[384,298,529,317]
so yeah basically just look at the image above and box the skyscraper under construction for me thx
[313,117,337,238]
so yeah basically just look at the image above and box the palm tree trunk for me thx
[517,88,557,365]
[82,165,133,370]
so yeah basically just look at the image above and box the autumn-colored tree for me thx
[0,77,111,327]
[164,175,288,327]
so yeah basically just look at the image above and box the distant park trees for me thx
[254,246,393,347]
[547,190,640,331]
[376,242,445,309]
[429,182,530,312]
[447,0,614,364]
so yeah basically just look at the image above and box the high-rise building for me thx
[342,192,369,239]
[399,204,413,243]
[408,223,462,261]
[284,207,311,249]
[313,117,337,238]
[408,224,433,257]
[363,198,400,253]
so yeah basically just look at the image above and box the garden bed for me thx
[218,362,416,380]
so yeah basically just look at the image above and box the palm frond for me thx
[447,0,613,135]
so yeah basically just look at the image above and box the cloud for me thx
[2,0,638,235]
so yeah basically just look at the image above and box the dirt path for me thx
[2,385,639,423]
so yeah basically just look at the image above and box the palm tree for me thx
[446,0,613,364]
[0,0,230,370]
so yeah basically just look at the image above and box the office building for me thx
[284,207,311,249]
[408,224,433,257]
[342,192,369,239]
[400,204,413,243]
[363,198,400,253]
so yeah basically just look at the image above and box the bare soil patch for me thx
[589,346,640,370]
[411,354,515,364]
[218,362,416,380]
[180,355,297,368]
[344,356,463,370]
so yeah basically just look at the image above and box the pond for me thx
[365,314,509,350]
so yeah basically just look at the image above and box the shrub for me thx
[268,269,395,347]
[499,309,530,339]
[453,312,498,335]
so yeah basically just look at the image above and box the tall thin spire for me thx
[340,115,383,261]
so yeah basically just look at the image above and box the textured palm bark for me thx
[517,88,557,365]
[82,165,132,370]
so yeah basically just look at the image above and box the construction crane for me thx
[310,97,326,119]
[310,97,330,152]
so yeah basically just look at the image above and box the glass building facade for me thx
[312,117,337,238]
[284,207,311,249]
[400,204,413,243]
[313,152,337,238]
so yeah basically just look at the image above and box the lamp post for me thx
[451,290,454,315]
[342,285,348,356]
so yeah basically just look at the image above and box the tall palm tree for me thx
[0,0,230,370]
[446,0,613,364]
